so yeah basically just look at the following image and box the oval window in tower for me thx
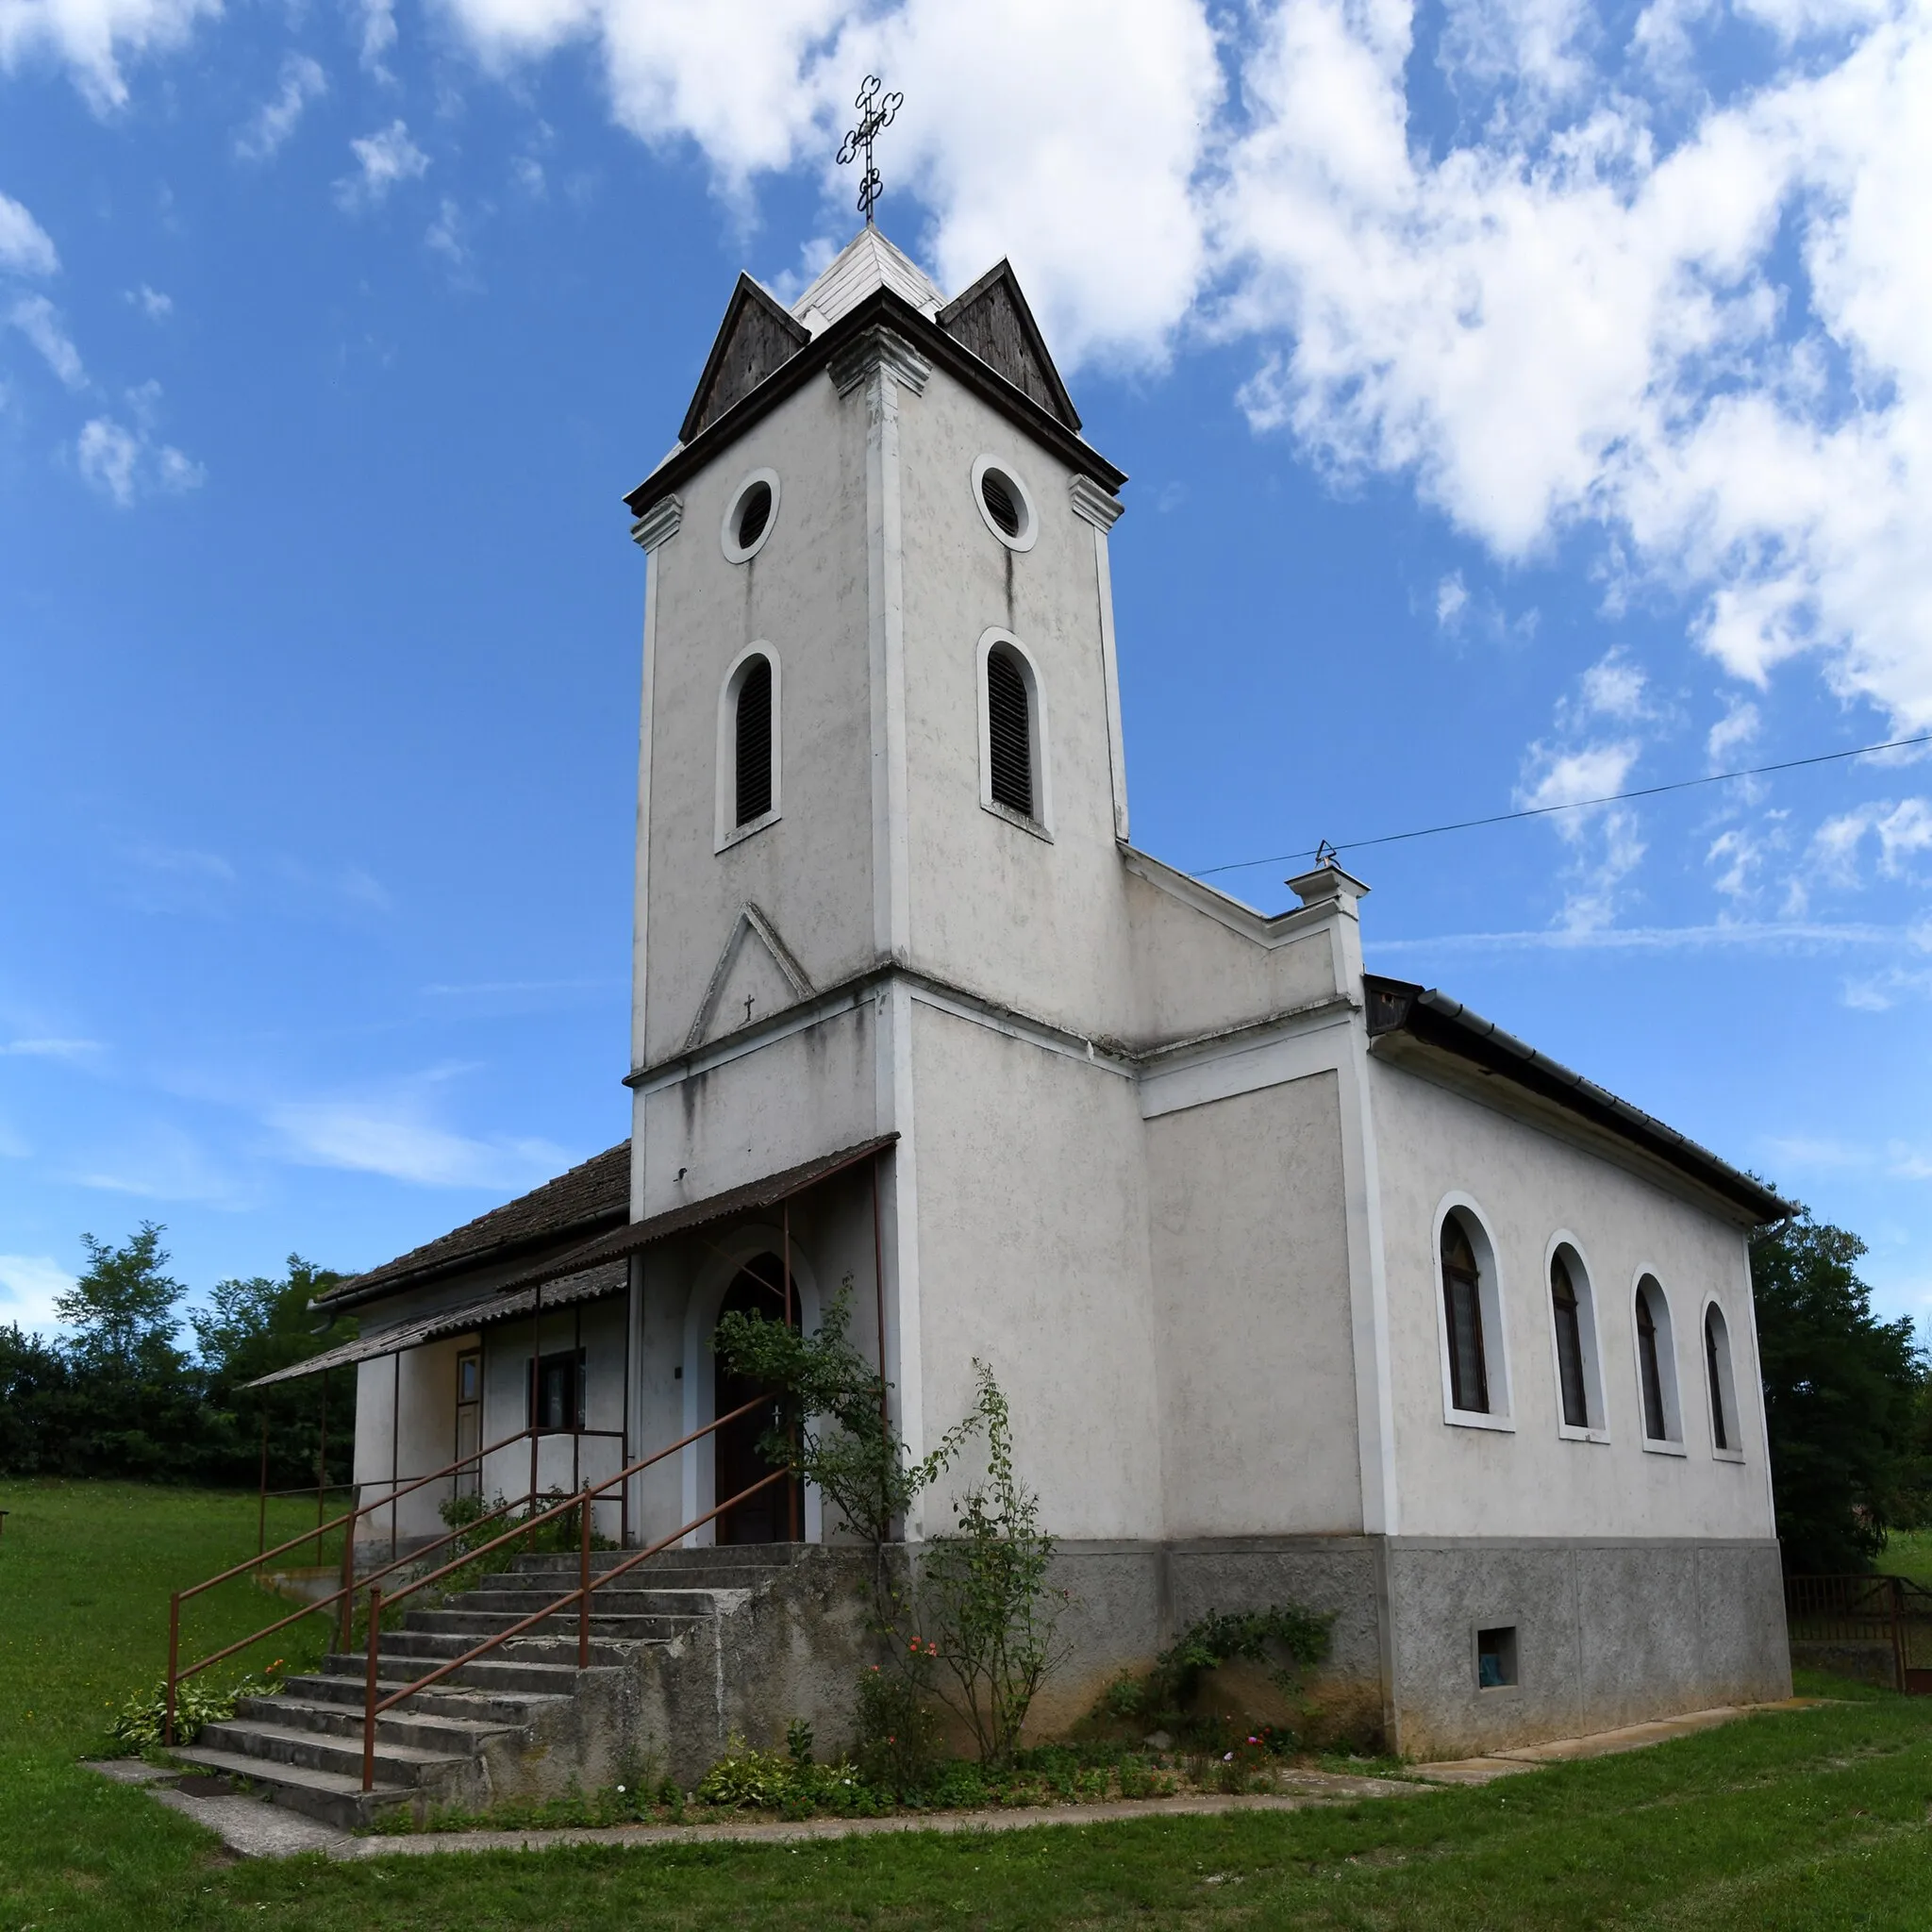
[971,455,1039,553]
[721,469,781,564]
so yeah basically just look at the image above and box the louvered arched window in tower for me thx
[976,631,1051,836]
[715,646,780,852]
[735,657,773,825]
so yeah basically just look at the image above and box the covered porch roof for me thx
[249,1132,897,1390]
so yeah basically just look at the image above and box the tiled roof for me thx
[312,1141,631,1307]
[791,226,946,331]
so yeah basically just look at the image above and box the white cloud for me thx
[356,0,395,73]
[77,410,204,505]
[72,1124,247,1205]
[0,192,58,275]
[126,282,173,319]
[1577,648,1649,722]
[425,196,468,269]
[236,53,328,161]
[335,119,429,209]
[0,1254,76,1336]
[8,293,85,387]
[1707,699,1760,764]
[76,416,139,501]
[1516,725,1645,930]
[1219,0,1932,732]
[269,1096,569,1189]
[1435,571,1469,632]
[429,0,1217,367]
[2,1036,103,1058]
[0,0,217,108]
[1808,797,1932,891]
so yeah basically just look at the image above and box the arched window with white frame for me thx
[715,644,781,852]
[975,628,1052,837]
[1435,1201,1512,1427]
[1633,1274,1683,1448]
[1704,1300,1742,1458]
[1546,1239,1607,1439]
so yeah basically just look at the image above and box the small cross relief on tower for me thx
[684,903,817,1053]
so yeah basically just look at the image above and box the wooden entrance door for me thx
[712,1255,802,1545]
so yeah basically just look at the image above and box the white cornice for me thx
[630,494,684,553]
[1119,844,1338,951]
[827,326,932,399]
[1069,474,1124,530]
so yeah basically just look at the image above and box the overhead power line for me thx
[1192,730,1932,879]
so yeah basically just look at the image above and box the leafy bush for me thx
[110,1666,280,1749]
[1149,1605,1334,1709]
[921,1365,1069,1766]
[853,1663,946,1799]
[694,1731,871,1816]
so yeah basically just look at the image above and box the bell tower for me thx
[622,225,1132,1223]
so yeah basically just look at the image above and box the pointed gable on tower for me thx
[937,259,1080,432]
[680,274,814,443]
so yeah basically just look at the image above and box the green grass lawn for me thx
[1881,1527,1932,1588]
[8,1478,1932,1929]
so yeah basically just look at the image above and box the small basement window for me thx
[1476,1625,1518,1690]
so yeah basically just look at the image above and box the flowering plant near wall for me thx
[712,1300,1069,1765]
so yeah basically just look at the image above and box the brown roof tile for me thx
[313,1141,630,1309]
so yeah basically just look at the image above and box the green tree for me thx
[712,1279,974,1545]
[44,1224,204,1478]
[193,1255,353,1490]
[1752,1206,1924,1573]
[58,1223,188,1377]
[0,1324,72,1474]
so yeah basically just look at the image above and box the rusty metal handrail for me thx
[164,1419,556,1744]
[358,1393,788,1788]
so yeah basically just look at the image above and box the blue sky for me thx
[2,0,1929,1338]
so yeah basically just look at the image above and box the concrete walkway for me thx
[84,1696,1818,1863]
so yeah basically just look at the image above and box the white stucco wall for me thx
[639,375,876,1070]
[908,999,1162,1542]
[894,378,1141,1041]
[1367,1053,1774,1541]
[1147,1072,1365,1538]
[632,996,879,1221]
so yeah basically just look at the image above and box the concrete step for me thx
[169,1744,415,1832]
[278,1671,565,1726]
[195,1717,469,1790]
[234,1694,516,1757]
[347,1626,643,1669]
[404,1607,700,1642]
[445,1585,743,1617]
[511,1544,805,1579]
[321,1649,589,1697]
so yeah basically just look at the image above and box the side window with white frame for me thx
[1436,1203,1511,1427]
[1633,1274,1684,1450]
[1546,1239,1607,1439]
[975,628,1052,839]
[715,644,780,851]
[1704,1300,1743,1459]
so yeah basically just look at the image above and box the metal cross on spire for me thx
[837,74,903,225]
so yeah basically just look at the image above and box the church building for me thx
[300,221,1790,1760]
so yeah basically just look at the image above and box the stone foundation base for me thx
[629,1534,1790,1775]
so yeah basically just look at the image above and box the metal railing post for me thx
[362,1586,383,1792]
[338,1502,357,1653]
[258,1417,269,1557]
[578,1486,591,1669]
[164,1593,181,1747]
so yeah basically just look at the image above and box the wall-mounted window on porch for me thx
[529,1347,586,1432]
